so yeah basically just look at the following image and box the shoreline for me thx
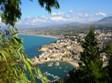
[36,34,59,39]
[32,38,82,69]
[32,56,79,68]
[20,33,59,39]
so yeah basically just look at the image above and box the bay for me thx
[20,35,57,58]
[20,35,74,82]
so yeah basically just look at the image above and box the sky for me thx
[13,0,112,26]
[0,0,112,26]
[21,0,112,18]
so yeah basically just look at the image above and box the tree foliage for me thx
[38,0,59,12]
[104,43,112,82]
[0,0,60,83]
[81,28,100,64]
[79,27,107,83]
[104,43,112,57]
[57,27,108,83]
[79,28,107,83]
[0,27,49,83]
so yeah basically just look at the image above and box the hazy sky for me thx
[21,0,112,18]
[0,0,111,26]
[15,0,112,26]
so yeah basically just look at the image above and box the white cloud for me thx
[51,12,64,16]
[69,10,73,13]
[51,12,90,22]
[16,11,109,26]
[50,12,66,21]
[17,16,48,25]
[96,12,107,17]
[77,12,89,17]
[51,16,65,21]
[84,13,89,17]
[51,12,57,16]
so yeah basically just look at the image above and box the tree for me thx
[0,27,50,83]
[104,43,112,57]
[80,27,107,83]
[0,0,60,83]
[104,43,112,82]
[80,28,100,64]
[58,27,108,83]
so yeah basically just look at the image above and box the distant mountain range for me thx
[40,16,112,29]
[98,16,112,23]
[94,16,112,28]
[31,16,112,29]
[1,16,112,29]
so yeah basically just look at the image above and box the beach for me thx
[20,33,59,39]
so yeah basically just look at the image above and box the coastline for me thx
[20,33,58,58]
[32,57,79,68]
[20,33,59,39]
[32,38,82,69]
[36,34,59,39]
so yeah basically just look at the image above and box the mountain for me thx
[98,16,112,23]
[43,16,112,30]
[95,16,112,27]
[1,16,112,30]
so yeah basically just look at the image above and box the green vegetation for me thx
[80,28,107,83]
[104,43,112,82]
[56,27,112,83]
[0,0,112,83]
[0,27,48,83]
[0,0,59,83]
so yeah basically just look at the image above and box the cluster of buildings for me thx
[32,38,83,68]
[64,29,112,47]
[96,29,112,47]
[32,29,112,68]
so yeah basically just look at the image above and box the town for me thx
[32,28,112,68]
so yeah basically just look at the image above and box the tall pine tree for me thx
[80,27,107,83]
[104,43,112,82]
[59,27,108,83]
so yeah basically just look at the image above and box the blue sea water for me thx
[20,35,74,82]
[20,35,57,58]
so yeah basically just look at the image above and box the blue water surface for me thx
[20,35,57,58]
[20,35,74,82]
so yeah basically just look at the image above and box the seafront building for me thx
[32,29,112,68]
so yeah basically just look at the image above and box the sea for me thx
[20,35,74,82]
